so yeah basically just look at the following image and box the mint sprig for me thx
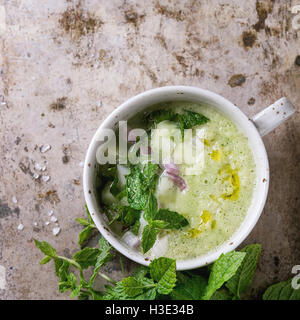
[34,206,300,301]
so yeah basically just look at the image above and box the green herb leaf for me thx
[34,239,58,258]
[171,275,207,300]
[135,287,157,300]
[150,257,176,295]
[226,244,262,298]
[210,288,234,300]
[78,224,95,247]
[263,279,300,300]
[40,256,52,265]
[148,109,177,125]
[154,209,189,229]
[122,207,141,226]
[151,220,170,229]
[85,204,93,223]
[144,191,158,221]
[126,163,159,210]
[58,272,77,293]
[131,220,141,236]
[73,247,100,269]
[89,237,114,286]
[179,110,209,130]
[141,224,158,254]
[121,277,144,297]
[203,251,246,300]
[132,265,150,280]
[76,218,90,226]
[110,176,121,196]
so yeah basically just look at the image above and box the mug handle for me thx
[251,97,295,137]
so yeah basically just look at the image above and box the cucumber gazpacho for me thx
[97,102,256,260]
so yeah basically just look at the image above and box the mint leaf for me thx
[226,244,262,298]
[131,219,141,236]
[179,110,209,129]
[141,224,158,254]
[142,162,159,187]
[55,259,70,281]
[148,109,177,125]
[135,287,156,300]
[203,251,246,300]
[210,288,233,300]
[89,237,114,286]
[263,279,300,300]
[171,275,207,300]
[144,191,158,221]
[132,265,150,280]
[154,209,188,229]
[40,256,52,265]
[76,218,90,226]
[34,239,58,258]
[104,203,123,224]
[126,163,159,210]
[73,247,100,269]
[121,277,144,297]
[150,257,176,295]
[78,225,95,247]
[110,175,120,196]
[122,207,141,226]
[151,220,170,229]
[58,272,77,293]
[85,204,93,223]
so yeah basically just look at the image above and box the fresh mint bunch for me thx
[34,208,300,300]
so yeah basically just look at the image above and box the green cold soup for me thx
[98,102,256,260]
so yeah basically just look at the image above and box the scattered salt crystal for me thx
[17,224,24,231]
[40,144,51,153]
[1,101,7,106]
[45,221,50,226]
[34,222,38,226]
[50,216,57,223]
[34,162,42,171]
[33,172,40,180]
[41,165,47,171]
[79,162,84,167]
[12,196,17,204]
[41,175,50,182]
[48,210,53,216]
[52,227,61,236]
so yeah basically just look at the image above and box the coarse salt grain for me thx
[34,162,42,171]
[12,196,17,204]
[41,175,50,182]
[45,221,50,226]
[48,210,53,216]
[33,172,39,180]
[40,144,51,153]
[52,227,61,236]
[50,216,57,223]
[17,224,24,231]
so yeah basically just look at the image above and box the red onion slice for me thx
[165,171,187,191]
[164,162,179,175]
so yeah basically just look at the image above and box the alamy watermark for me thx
[292,265,300,290]
[95,121,205,175]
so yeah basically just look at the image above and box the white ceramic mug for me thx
[83,86,295,270]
